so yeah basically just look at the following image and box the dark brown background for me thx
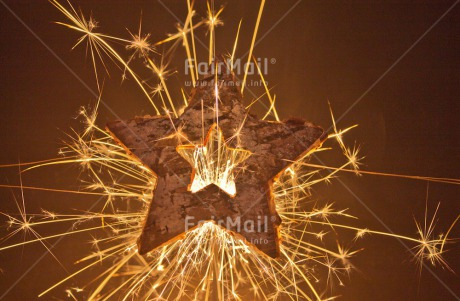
[0,0,459,300]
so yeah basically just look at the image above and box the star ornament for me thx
[176,124,252,197]
[107,67,326,258]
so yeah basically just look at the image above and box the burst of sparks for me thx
[0,1,459,301]
[177,124,252,196]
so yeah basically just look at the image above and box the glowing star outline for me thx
[176,124,252,197]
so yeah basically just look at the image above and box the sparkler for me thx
[0,1,459,300]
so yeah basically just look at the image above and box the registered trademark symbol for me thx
[270,58,276,64]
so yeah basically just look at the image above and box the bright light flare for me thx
[177,124,251,196]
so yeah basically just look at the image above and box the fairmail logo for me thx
[184,215,274,245]
[185,57,275,77]
[185,215,272,233]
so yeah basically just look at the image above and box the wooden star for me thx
[107,68,326,258]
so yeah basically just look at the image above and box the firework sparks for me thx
[0,1,459,301]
